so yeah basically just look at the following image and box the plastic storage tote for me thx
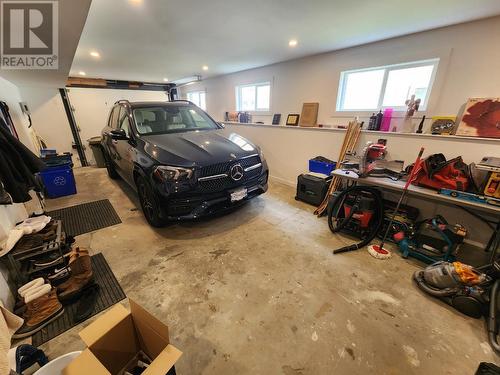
[309,159,337,175]
[39,165,77,198]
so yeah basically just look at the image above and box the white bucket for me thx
[33,351,82,375]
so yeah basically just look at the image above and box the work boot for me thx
[57,251,94,302]
[14,278,47,316]
[13,289,64,339]
[67,246,89,265]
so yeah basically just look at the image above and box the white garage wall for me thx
[17,86,74,160]
[0,78,34,152]
[67,88,168,164]
[182,16,500,128]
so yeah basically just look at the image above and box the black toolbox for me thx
[295,173,332,206]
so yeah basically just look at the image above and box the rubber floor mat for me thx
[47,199,121,236]
[32,253,126,346]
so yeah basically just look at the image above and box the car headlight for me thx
[153,166,193,182]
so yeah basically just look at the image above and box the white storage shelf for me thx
[222,122,500,143]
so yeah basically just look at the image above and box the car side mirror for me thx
[110,129,129,140]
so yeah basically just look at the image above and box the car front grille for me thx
[197,155,262,192]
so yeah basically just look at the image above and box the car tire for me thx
[104,151,120,180]
[136,176,167,227]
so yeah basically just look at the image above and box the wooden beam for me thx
[66,77,107,87]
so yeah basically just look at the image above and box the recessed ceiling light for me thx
[163,78,169,82]
[202,65,208,71]
[288,39,298,47]
[78,71,86,76]
[90,51,100,58]
[129,0,142,4]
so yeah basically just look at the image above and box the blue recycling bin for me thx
[39,163,77,198]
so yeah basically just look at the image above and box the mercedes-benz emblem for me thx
[230,164,244,181]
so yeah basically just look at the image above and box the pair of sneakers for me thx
[13,278,64,339]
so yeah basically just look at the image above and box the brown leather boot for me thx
[13,289,64,339]
[67,246,90,265]
[57,251,94,302]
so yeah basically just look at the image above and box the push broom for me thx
[367,147,425,260]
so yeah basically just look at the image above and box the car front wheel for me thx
[136,176,167,227]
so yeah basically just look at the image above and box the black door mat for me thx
[47,199,122,236]
[32,253,126,346]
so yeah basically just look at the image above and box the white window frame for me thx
[235,82,271,112]
[186,90,206,110]
[336,58,440,112]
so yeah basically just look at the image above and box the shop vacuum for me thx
[414,254,500,354]
[327,186,385,254]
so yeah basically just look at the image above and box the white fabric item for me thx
[24,284,51,303]
[15,215,51,235]
[18,278,44,297]
[0,229,24,257]
[0,301,23,375]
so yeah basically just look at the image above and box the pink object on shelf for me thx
[380,108,393,132]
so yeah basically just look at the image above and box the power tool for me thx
[393,215,467,264]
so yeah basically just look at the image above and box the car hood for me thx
[142,129,259,167]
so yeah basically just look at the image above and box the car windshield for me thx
[132,105,219,135]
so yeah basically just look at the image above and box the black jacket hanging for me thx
[0,101,19,138]
[0,117,46,203]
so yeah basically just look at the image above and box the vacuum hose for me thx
[328,186,384,254]
[488,279,500,354]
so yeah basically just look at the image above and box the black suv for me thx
[101,100,268,226]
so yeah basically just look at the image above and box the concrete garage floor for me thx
[39,167,498,374]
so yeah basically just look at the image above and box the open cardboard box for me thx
[63,299,182,375]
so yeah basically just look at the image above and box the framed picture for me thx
[456,98,500,138]
[272,113,281,125]
[299,102,319,127]
[286,114,300,126]
[431,116,456,135]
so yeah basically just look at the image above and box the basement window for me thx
[236,82,271,112]
[336,58,439,112]
[186,91,206,110]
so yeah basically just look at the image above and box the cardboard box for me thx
[63,299,182,375]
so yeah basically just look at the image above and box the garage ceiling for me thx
[71,0,500,83]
